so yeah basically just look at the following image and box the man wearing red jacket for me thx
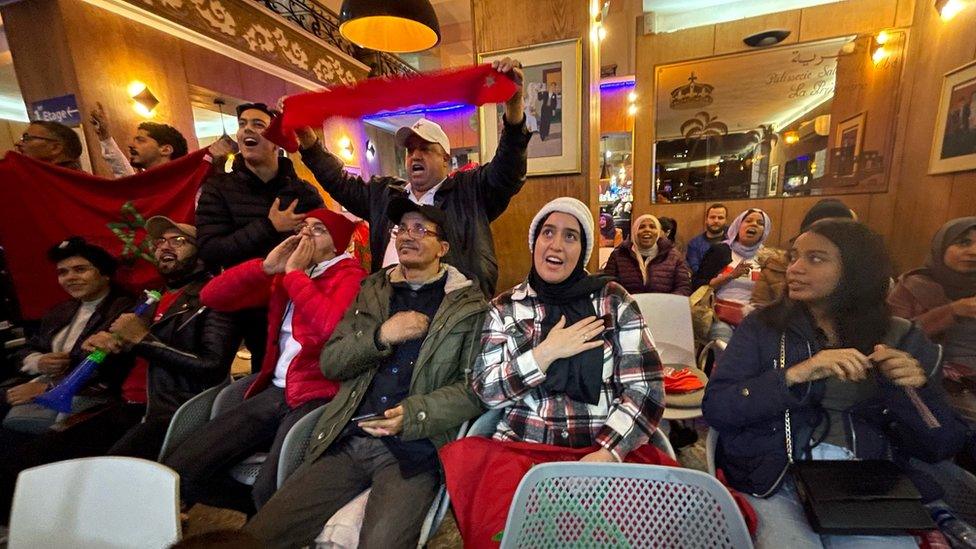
[162,207,366,512]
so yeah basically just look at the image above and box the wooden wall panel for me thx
[601,85,632,134]
[474,0,600,292]
[181,43,245,102]
[797,0,899,42]
[714,11,801,55]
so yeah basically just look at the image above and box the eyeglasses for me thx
[294,224,330,237]
[20,133,59,143]
[393,224,440,240]
[153,236,193,249]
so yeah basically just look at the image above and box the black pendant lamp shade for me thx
[339,0,441,53]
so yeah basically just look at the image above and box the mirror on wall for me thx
[598,132,633,267]
[652,31,906,203]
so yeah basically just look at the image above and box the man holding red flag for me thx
[294,58,528,298]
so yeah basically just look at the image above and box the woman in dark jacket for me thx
[703,220,968,548]
[889,217,976,425]
[603,214,691,296]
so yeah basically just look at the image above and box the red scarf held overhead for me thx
[0,150,210,319]
[264,64,518,152]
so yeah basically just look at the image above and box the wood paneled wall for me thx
[630,0,947,265]
[1,0,316,178]
[474,0,601,291]
[631,0,976,272]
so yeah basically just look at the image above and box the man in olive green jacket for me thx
[244,199,486,549]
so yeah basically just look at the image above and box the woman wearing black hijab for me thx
[472,197,665,460]
[890,217,976,424]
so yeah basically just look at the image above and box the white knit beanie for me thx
[528,197,595,265]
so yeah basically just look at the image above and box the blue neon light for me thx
[600,80,636,90]
[362,103,472,119]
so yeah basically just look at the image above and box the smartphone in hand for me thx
[352,411,386,423]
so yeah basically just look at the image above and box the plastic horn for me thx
[35,290,162,413]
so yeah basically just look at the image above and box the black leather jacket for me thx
[132,272,240,419]
[298,117,530,298]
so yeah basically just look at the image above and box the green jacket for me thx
[307,264,488,463]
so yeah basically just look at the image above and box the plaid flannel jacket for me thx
[472,280,665,461]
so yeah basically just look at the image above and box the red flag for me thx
[0,150,211,319]
[439,438,680,549]
[264,64,518,152]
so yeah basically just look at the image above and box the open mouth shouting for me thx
[240,135,260,149]
[409,161,426,180]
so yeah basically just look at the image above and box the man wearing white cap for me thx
[295,58,530,298]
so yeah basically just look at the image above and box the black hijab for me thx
[529,213,612,404]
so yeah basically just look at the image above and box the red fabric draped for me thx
[0,150,211,319]
[440,437,679,549]
[264,64,518,152]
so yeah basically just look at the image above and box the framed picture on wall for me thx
[478,38,581,176]
[834,112,866,177]
[929,59,976,174]
[768,165,779,196]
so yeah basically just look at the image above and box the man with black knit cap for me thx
[195,102,325,372]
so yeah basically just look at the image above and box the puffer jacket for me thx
[132,272,240,419]
[200,257,366,408]
[307,265,487,463]
[702,308,967,496]
[602,238,692,296]
[298,118,530,298]
[195,155,324,270]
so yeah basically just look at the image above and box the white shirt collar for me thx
[405,178,446,206]
[306,253,351,279]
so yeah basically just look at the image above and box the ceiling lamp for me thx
[935,0,968,21]
[339,0,440,53]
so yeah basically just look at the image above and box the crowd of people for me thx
[0,55,975,549]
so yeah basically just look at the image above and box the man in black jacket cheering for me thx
[195,103,323,371]
[295,57,529,298]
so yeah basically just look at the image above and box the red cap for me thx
[304,208,356,253]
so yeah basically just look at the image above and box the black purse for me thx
[776,334,935,535]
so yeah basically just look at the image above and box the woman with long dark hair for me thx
[889,217,976,424]
[703,220,969,548]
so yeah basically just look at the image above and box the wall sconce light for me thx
[626,88,638,116]
[365,140,376,160]
[783,131,800,145]
[337,136,355,160]
[935,0,968,21]
[127,81,159,117]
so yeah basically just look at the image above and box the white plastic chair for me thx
[499,462,753,549]
[632,293,707,420]
[8,457,180,549]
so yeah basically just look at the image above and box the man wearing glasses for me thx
[14,121,84,171]
[163,208,365,513]
[245,198,486,549]
[79,216,240,460]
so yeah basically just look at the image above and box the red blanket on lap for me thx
[441,437,757,548]
[440,437,680,549]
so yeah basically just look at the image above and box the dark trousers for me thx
[107,414,173,461]
[162,386,326,512]
[244,436,440,549]
[239,308,267,375]
[0,402,146,524]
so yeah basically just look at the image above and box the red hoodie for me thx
[200,257,366,408]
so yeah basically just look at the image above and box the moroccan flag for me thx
[264,64,518,152]
[0,149,211,319]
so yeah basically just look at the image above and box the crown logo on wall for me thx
[670,73,714,110]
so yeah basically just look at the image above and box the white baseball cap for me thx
[395,118,451,155]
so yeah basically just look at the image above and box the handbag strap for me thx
[780,333,794,465]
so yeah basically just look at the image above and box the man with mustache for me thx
[89,103,188,178]
[295,58,528,298]
[195,102,324,373]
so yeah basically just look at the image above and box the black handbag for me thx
[776,333,935,535]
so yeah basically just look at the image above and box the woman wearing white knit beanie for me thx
[445,197,666,543]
